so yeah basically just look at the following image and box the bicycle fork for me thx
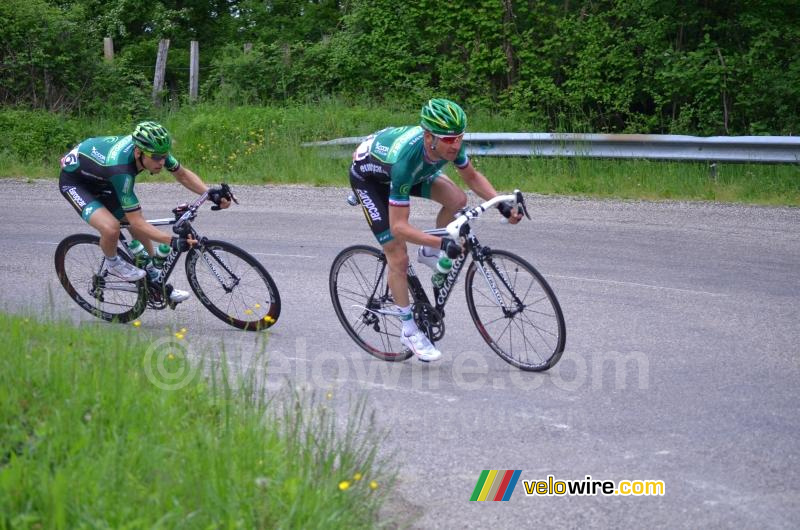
[475,253,525,317]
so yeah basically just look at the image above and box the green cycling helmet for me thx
[419,98,467,136]
[132,121,172,154]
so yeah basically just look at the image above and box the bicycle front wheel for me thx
[465,249,565,371]
[329,245,412,362]
[54,234,147,323]
[185,240,281,331]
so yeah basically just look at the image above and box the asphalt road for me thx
[2,179,799,528]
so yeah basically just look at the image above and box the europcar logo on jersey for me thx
[470,470,522,502]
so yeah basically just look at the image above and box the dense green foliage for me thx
[1,0,797,134]
[0,313,392,527]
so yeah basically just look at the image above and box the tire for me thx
[54,234,147,323]
[465,249,566,371]
[329,245,412,362]
[185,240,281,331]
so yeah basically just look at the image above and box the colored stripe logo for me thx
[470,470,522,501]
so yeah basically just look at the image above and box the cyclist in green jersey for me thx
[349,98,523,361]
[59,121,231,303]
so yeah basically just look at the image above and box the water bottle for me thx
[151,243,171,269]
[431,256,452,288]
[128,239,149,267]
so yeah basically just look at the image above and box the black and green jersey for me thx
[60,135,180,213]
[352,126,468,207]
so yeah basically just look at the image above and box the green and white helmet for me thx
[419,98,467,135]
[132,121,172,154]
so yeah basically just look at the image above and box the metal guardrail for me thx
[304,133,800,163]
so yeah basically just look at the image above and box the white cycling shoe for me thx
[401,329,442,362]
[104,258,146,282]
[417,246,441,272]
[168,287,191,303]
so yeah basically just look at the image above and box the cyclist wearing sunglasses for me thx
[349,98,523,362]
[58,121,230,303]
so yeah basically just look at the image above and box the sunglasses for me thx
[433,133,464,145]
[143,152,168,162]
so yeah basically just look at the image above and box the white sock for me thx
[397,305,417,335]
[105,254,119,263]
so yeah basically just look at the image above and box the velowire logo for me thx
[470,470,522,501]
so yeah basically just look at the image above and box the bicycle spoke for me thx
[188,242,280,329]
[330,246,410,362]
[56,235,144,323]
[466,250,565,371]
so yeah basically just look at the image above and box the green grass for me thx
[0,313,393,528]
[2,101,799,205]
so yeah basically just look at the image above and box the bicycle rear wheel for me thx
[185,240,280,331]
[329,245,412,362]
[465,249,565,371]
[54,234,147,323]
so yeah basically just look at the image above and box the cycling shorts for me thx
[59,171,128,222]
[349,163,435,244]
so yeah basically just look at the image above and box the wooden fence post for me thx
[152,39,170,107]
[189,40,199,102]
[103,38,114,61]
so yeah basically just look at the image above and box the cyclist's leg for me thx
[349,171,409,309]
[349,170,394,246]
[425,174,467,228]
[413,174,467,260]
[383,239,410,307]
[349,171,441,361]
[60,173,121,257]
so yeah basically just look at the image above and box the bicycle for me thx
[329,190,565,371]
[54,184,281,331]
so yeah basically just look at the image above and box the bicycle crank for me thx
[413,302,445,342]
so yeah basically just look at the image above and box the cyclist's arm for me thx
[172,165,231,209]
[456,161,523,223]
[455,161,499,201]
[172,165,210,195]
[388,205,443,248]
[124,209,173,246]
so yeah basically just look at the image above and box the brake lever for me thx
[222,183,239,205]
[515,190,531,220]
[211,183,239,209]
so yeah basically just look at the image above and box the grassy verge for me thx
[1,102,798,205]
[0,313,392,528]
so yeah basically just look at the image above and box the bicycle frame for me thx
[109,190,219,307]
[354,189,531,323]
[414,226,522,311]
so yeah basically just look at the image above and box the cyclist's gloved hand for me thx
[170,236,192,252]
[497,200,514,219]
[208,184,234,211]
[208,185,225,210]
[497,200,523,224]
[440,237,462,259]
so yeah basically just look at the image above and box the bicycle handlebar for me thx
[172,183,237,234]
[445,189,531,239]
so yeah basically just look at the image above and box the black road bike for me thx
[330,190,565,371]
[55,185,281,330]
